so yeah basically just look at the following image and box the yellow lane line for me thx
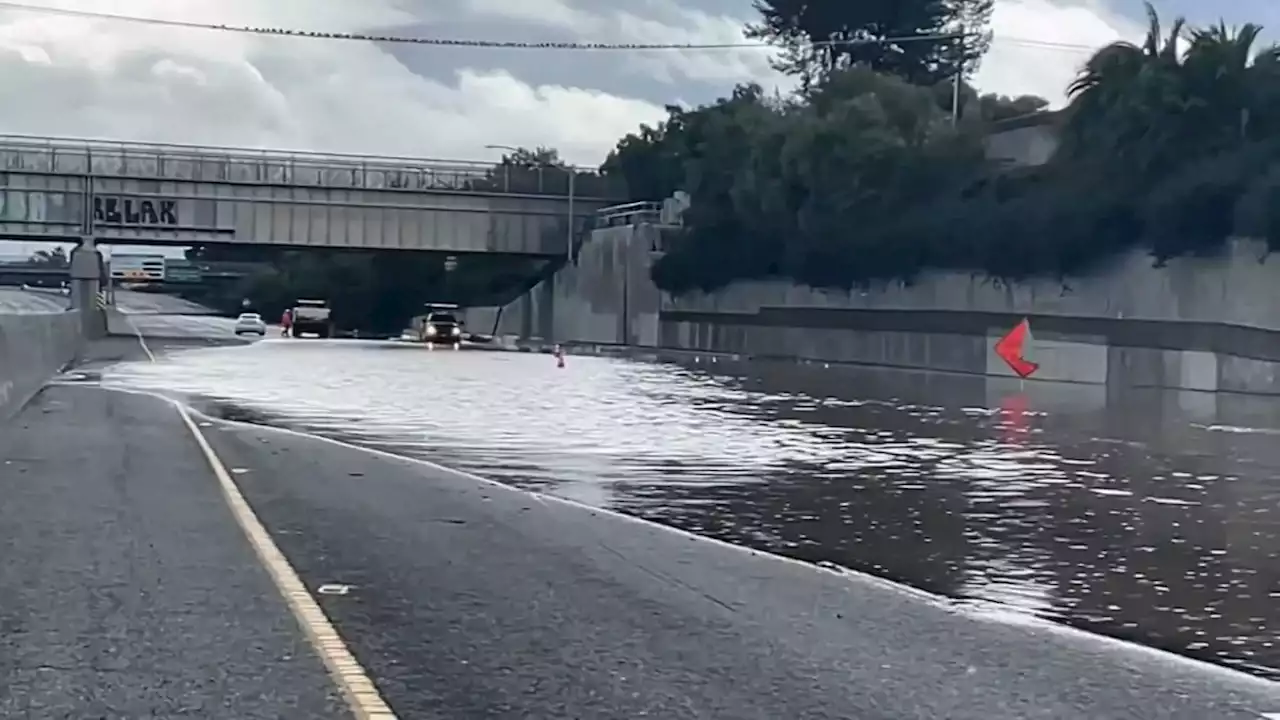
[126,315,397,720]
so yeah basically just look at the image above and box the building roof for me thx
[988,109,1066,133]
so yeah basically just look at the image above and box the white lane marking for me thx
[125,322,396,720]
[175,400,398,720]
[122,314,156,362]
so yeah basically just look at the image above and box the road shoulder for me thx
[0,384,351,719]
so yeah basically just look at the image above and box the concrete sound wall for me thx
[659,238,1280,394]
[0,311,83,421]
[466,228,1280,394]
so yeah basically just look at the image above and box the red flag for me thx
[995,319,1039,378]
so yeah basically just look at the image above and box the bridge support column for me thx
[69,236,106,339]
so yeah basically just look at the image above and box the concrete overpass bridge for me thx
[0,134,615,256]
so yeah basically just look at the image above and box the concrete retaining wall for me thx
[464,224,662,346]
[466,230,1280,394]
[0,311,83,421]
[659,237,1280,393]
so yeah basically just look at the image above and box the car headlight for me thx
[424,325,437,336]
[451,326,461,335]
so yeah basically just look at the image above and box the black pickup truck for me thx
[420,311,462,346]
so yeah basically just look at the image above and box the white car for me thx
[233,312,266,336]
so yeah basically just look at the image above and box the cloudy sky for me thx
[3,0,1268,170]
[3,0,1270,261]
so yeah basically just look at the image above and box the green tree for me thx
[498,146,566,168]
[599,114,691,201]
[1059,2,1190,172]
[633,7,1280,294]
[469,145,621,198]
[745,0,993,87]
[642,68,990,292]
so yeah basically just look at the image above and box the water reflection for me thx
[102,341,1279,680]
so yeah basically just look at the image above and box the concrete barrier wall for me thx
[467,228,1280,393]
[464,224,662,346]
[658,237,1280,393]
[0,311,83,421]
[661,237,1280,328]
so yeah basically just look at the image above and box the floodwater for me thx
[101,339,1280,681]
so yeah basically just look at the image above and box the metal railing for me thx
[592,201,686,254]
[594,201,664,227]
[0,133,619,199]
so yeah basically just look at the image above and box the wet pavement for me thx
[0,287,68,313]
[111,312,245,340]
[111,290,218,316]
[99,338,1280,682]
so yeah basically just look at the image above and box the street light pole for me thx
[567,169,575,262]
[484,143,518,193]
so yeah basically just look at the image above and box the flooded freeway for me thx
[100,338,1279,682]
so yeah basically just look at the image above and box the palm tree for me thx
[1060,4,1280,174]
[1177,21,1280,146]
[1060,2,1186,168]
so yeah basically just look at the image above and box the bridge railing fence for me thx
[0,134,623,200]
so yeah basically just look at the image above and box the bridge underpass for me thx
[0,134,611,256]
[1,255,558,346]
[0,133,613,334]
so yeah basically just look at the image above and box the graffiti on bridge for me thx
[93,196,178,227]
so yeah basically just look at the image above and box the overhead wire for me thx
[0,1,1103,55]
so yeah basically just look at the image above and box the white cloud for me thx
[0,0,670,167]
[980,0,1144,105]
[0,0,1147,260]
[0,0,1146,178]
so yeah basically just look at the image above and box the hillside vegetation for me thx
[594,3,1280,293]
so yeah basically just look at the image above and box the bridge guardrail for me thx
[0,133,623,200]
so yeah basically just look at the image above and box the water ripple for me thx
[102,340,1279,680]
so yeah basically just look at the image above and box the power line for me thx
[0,1,1104,54]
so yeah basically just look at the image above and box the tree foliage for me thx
[746,0,994,87]
[598,3,1280,294]
[464,145,623,198]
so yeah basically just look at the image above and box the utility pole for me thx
[950,31,966,127]
[952,71,961,127]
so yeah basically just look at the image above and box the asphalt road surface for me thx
[112,290,219,316]
[0,382,349,719]
[110,311,246,340]
[0,288,217,316]
[107,294,252,341]
[0,287,67,313]
[202,416,1280,720]
[2,331,1276,719]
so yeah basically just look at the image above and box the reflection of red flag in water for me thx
[995,319,1039,378]
[998,392,1031,444]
